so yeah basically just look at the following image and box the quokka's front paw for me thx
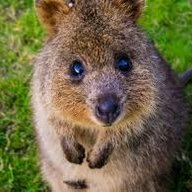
[61,138,85,164]
[87,143,113,169]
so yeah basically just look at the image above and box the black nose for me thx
[96,95,120,125]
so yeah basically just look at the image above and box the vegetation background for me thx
[0,0,191,191]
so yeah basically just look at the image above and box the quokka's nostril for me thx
[96,95,120,124]
[97,100,119,116]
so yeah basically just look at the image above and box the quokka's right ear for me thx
[35,0,73,33]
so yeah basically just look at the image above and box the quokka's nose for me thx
[96,95,120,125]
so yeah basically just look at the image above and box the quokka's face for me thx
[36,0,157,129]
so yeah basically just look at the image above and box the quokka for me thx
[32,0,192,191]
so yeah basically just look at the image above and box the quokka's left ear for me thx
[35,0,73,34]
[114,0,145,22]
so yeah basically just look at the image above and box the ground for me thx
[0,0,192,191]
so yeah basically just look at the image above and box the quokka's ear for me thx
[115,0,145,22]
[35,0,73,33]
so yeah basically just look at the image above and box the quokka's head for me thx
[35,0,158,129]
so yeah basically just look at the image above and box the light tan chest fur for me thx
[35,108,157,192]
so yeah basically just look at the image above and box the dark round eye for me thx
[116,56,132,72]
[68,0,75,7]
[70,61,85,80]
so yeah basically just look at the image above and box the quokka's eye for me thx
[68,0,75,7]
[116,56,132,73]
[70,61,85,80]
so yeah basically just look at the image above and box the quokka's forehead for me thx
[65,27,118,63]
[62,25,136,67]
[55,1,144,64]
[67,17,129,54]
[68,35,113,67]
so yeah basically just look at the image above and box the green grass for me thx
[0,0,191,191]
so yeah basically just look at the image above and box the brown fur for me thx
[32,0,188,191]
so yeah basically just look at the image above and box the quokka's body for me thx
[32,0,190,191]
